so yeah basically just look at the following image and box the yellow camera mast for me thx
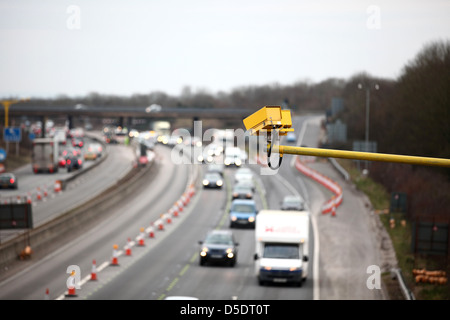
[243,106,450,169]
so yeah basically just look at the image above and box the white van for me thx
[254,210,309,286]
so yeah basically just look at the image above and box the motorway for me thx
[0,115,388,301]
[0,134,136,241]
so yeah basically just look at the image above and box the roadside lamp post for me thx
[357,83,379,172]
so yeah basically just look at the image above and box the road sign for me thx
[0,203,33,229]
[0,148,6,162]
[3,127,21,143]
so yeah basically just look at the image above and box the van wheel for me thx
[258,278,265,286]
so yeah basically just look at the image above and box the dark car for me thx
[199,230,238,267]
[232,184,253,199]
[66,156,83,172]
[0,173,18,189]
[202,172,223,189]
[281,195,306,211]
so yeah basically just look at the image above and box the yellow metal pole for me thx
[272,145,450,168]
[3,101,11,128]
[2,98,29,128]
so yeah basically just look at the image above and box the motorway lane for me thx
[0,135,101,200]
[0,138,137,242]
[0,145,193,299]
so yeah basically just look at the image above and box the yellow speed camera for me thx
[243,106,294,136]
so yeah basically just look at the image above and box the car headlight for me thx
[200,247,208,257]
[231,215,237,221]
[224,159,231,166]
[248,216,255,223]
[198,155,204,162]
[202,179,209,185]
[226,248,234,259]
[235,159,242,166]
[289,267,301,272]
[216,180,223,187]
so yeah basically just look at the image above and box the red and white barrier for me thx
[294,157,343,215]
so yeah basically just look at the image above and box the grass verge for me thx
[337,159,449,300]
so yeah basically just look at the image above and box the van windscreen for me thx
[263,243,299,259]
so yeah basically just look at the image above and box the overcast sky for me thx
[0,0,449,99]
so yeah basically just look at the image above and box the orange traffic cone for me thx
[90,260,97,280]
[126,238,132,256]
[66,286,76,297]
[45,288,50,300]
[54,180,62,193]
[182,194,190,206]
[138,228,145,246]
[172,206,179,217]
[111,244,119,266]
[65,271,78,297]
[148,226,155,238]
[178,201,184,212]
[166,214,172,224]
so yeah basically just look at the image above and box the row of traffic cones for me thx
[12,181,62,206]
[55,183,197,299]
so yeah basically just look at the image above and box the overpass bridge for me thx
[2,104,255,132]
[6,105,252,119]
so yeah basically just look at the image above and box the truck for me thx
[31,137,59,173]
[254,210,309,286]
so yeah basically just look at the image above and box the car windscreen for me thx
[231,203,255,213]
[205,173,220,180]
[263,243,300,259]
[205,234,234,245]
